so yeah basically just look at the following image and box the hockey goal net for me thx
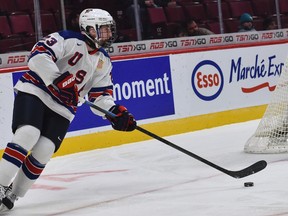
[244,58,288,153]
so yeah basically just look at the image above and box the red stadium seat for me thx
[147,7,167,25]
[147,7,168,38]
[279,0,288,14]
[206,21,223,34]
[85,0,119,17]
[0,16,12,38]
[0,0,17,14]
[251,0,275,17]
[117,28,137,41]
[177,0,193,6]
[183,2,207,22]
[281,14,288,28]
[15,0,34,13]
[224,18,239,33]
[164,6,186,23]
[202,0,218,2]
[204,1,231,20]
[227,0,254,18]
[40,0,61,12]
[9,12,34,36]
[32,11,58,35]
[164,6,187,38]
[252,17,264,31]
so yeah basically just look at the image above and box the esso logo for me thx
[191,60,224,101]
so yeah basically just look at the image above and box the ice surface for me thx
[3,120,288,216]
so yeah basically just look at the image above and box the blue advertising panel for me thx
[12,56,175,132]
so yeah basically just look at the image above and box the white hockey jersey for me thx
[14,30,115,122]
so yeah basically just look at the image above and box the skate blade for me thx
[0,203,9,212]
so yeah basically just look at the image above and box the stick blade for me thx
[229,160,267,179]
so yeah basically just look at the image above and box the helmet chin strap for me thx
[82,31,100,49]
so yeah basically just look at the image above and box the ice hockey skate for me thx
[0,190,18,212]
[0,184,6,204]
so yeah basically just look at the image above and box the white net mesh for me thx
[244,58,288,153]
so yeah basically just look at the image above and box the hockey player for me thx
[0,8,137,211]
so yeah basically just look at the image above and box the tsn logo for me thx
[7,55,26,64]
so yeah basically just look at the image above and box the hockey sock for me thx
[0,143,28,186]
[2,143,28,168]
[11,154,46,197]
[22,154,45,180]
[10,136,55,197]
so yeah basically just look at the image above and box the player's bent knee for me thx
[12,125,41,151]
[31,136,55,164]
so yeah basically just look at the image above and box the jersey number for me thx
[45,36,57,46]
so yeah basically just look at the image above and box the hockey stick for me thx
[80,98,267,179]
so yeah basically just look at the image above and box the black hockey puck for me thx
[244,182,254,187]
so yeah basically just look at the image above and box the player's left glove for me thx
[106,105,137,131]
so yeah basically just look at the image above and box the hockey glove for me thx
[106,105,137,131]
[49,72,79,106]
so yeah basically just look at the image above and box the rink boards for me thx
[0,40,287,156]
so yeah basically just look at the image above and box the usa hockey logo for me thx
[191,60,224,101]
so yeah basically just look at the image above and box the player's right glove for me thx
[106,105,137,131]
[49,72,79,106]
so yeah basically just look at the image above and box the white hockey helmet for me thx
[79,8,116,48]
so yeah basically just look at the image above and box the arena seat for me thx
[279,0,288,14]
[147,7,168,39]
[224,17,239,33]
[202,0,218,2]
[40,0,61,12]
[178,0,203,6]
[164,6,186,24]
[15,0,34,13]
[0,0,17,14]
[147,7,167,25]
[281,14,288,28]
[85,0,119,17]
[117,28,137,41]
[227,0,254,18]
[32,11,58,35]
[252,16,264,30]
[9,12,34,36]
[251,0,275,17]
[0,15,12,38]
[206,21,223,34]
[183,2,207,22]
[204,1,231,20]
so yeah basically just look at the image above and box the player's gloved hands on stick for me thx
[106,105,137,131]
[49,72,79,106]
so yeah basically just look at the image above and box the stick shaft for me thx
[81,98,267,178]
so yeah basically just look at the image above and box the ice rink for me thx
[3,119,288,216]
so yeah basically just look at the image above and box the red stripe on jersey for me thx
[88,92,102,100]
[31,45,47,53]
[31,45,56,61]
[23,73,41,85]
[88,89,113,101]
[104,89,113,96]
